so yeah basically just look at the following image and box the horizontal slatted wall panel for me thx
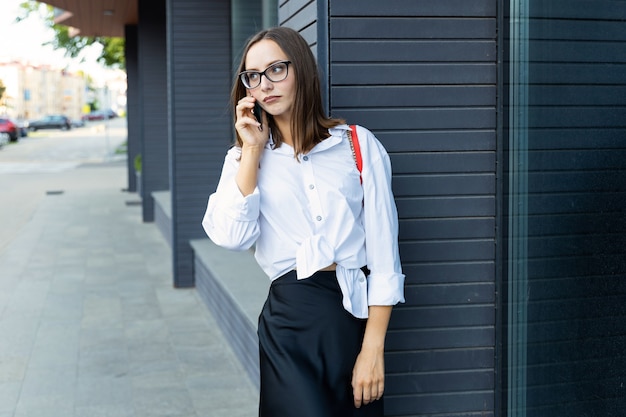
[279,0,318,53]
[329,1,497,416]
[168,0,232,286]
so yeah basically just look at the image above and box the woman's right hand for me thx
[234,97,268,196]
[235,97,269,148]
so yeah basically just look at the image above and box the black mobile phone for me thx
[252,102,263,124]
[252,102,264,131]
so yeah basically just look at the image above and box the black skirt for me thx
[258,270,384,417]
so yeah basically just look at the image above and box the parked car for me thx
[28,115,72,131]
[0,118,19,142]
[81,109,118,121]
[71,118,85,128]
[81,111,105,121]
[13,119,28,138]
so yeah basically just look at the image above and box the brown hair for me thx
[231,27,344,156]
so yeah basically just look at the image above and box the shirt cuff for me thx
[367,272,406,306]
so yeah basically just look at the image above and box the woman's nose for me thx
[260,75,273,91]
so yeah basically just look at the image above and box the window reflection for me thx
[504,1,626,416]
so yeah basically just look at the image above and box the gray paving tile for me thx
[77,346,129,378]
[187,373,259,411]
[174,347,235,378]
[27,344,79,371]
[121,300,162,321]
[14,404,75,417]
[191,387,258,413]
[198,406,256,417]
[133,387,195,417]
[131,370,185,391]
[0,381,21,413]
[0,161,259,416]
[127,342,175,363]
[79,326,126,351]
[75,376,133,407]
[0,318,38,355]
[0,356,28,383]
[128,358,181,377]
[19,368,76,398]
[74,405,135,417]
[124,319,170,347]
[17,368,76,413]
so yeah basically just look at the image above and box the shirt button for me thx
[316,215,322,221]
[309,184,315,190]
[359,277,365,283]
[303,156,309,161]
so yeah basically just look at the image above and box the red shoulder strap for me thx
[350,125,362,181]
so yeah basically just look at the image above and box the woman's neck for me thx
[274,115,293,147]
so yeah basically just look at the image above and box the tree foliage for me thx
[15,1,125,69]
[0,80,6,103]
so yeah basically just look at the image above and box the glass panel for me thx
[231,0,277,74]
[504,1,626,416]
[506,1,529,415]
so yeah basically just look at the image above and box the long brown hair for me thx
[231,27,344,156]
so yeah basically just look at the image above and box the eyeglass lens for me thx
[241,61,289,89]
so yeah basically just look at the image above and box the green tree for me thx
[15,1,125,69]
[0,80,6,103]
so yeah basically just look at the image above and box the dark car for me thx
[13,119,28,138]
[71,118,85,128]
[0,118,19,142]
[82,111,106,121]
[82,109,118,121]
[28,115,72,131]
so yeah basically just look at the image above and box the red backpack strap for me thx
[348,125,363,183]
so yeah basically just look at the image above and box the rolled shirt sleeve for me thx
[202,147,262,251]
[358,126,406,307]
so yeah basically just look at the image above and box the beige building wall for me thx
[0,60,87,121]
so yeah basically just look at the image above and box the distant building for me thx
[0,59,126,121]
[0,59,85,120]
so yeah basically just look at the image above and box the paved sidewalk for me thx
[0,162,258,417]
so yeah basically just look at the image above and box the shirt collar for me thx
[266,124,351,156]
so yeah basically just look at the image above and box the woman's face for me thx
[244,40,296,122]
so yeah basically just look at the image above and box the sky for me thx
[0,0,106,76]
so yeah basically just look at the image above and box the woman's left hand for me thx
[351,305,392,408]
[352,346,385,408]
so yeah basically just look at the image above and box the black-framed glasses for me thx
[239,60,291,89]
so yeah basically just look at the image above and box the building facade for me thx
[116,0,625,416]
[0,60,85,120]
[0,59,126,121]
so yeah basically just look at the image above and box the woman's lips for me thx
[263,96,279,104]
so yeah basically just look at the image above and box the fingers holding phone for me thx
[235,97,268,147]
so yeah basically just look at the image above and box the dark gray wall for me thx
[138,0,169,221]
[503,2,626,415]
[124,25,139,192]
[279,0,318,47]
[167,0,232,287]
[326,1,498,416]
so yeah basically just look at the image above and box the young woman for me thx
[202,27,405,417]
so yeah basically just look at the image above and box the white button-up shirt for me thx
[202,124,405,318]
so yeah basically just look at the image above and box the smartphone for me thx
[252,102,263,129]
